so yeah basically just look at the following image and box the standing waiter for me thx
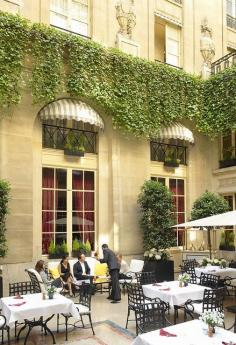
[100,244,121,303]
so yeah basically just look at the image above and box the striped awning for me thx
[39,99,104,129]
[157,123,194,143]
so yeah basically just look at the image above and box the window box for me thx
[164,159,180,168]
[64,148,85,157]
[219,158,236,168]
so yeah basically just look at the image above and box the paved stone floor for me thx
[5,292,236,345]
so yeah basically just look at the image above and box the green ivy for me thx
[0,180,10,257]
[0,11,235,138]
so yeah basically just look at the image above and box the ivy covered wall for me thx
[0,11,235,138]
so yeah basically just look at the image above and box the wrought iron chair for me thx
[184,287,225,320]
[135,271,156,286]
[0,315,9,345]
[58,284,95,341]
[182,265,199,284]
[26,269,44,293]
[199,273,220,289]
[125,283,168,335]
[135,301,169,334]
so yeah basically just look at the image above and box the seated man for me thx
[73,252,92,283]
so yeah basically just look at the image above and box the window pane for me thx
[72,232,83,242]
[72,170,83,190]
[84,171,94,190]
[42,190,54,210]
[50,12,67,29]
[151,177,157,181]
[42,233,53,255]
[42,212,54,233]
[50,0,67,12]
[71,20,88,36]
[55,191,67,210]
[177,180,184,195]
[224,195,233,210]
[84,192,94,211]
[84,212,94,232]
[72,212,84,232]
[55,212,67,233]
[169,179,177,194]
[73,192,83,211]
[178,213,185,224]
[55,233,67,246]
[72,1,88,21]
[227,0,233,15]
[222,132,233,159]
[42,168,54,188]
[56,169,67,189]
[178,197,185,212]
[177,230,184,246]
[158,178,166,185]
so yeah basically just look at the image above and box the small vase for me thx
[48,293,54,300]
[184,281,188,287]
[207,325,214,337]
[179,281,183,287]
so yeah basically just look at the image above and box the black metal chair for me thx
[182,259,198,268]
[135,301,168,334]
[199,273,220,289]
[182,265,198,284]
[184,287,225,320]
[0,315,9,345]
[135,272,156,286]
[25,269,43,293]
[58,284,95,341]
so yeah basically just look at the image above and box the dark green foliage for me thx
[191,191,230,220]
[0,180,10,257]
[138,180,176,250]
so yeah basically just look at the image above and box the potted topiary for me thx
[138,180,176,282]
[64,132,85,157]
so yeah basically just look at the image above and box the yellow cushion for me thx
[49,267,60,279]
[94,263,108,276]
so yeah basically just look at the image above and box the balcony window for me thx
[50,0,89,37]
[42,119,97,154]
[150,140,187,165]
[219,131,236,168]
[227,0,236,30]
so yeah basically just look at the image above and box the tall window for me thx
[42,167,95,254]
[221,131,236,159]
[151,176,185,246]
[50,0,89,36]
[166,38,179,67]
[227,0,236,17]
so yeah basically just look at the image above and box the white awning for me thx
[157,123,194,143]
[39,99,104,129]
[172,210,236,228]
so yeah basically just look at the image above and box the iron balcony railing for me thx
[211,51,236,75]
[227,14,236,30]
[42,124,97,153]
[150,141,187,165]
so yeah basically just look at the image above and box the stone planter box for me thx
[219,158,236,169]
[143,260,174,282]
[64,149,85,157]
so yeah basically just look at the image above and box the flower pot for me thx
[48,292,54,300]
[143,260,174,282]
[64,149,85,157]
[207,325,215,337]
[164,161,179,168]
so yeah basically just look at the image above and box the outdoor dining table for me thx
[0,293,80,345]
[142,281,209,323]
[195,266,236,280]
[132,319,236,345]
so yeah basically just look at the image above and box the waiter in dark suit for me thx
[100,244,121,303]
[73,252,92,281]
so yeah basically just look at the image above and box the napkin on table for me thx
[159,287,171,291]
[160,328,177,337]
[9,301,26,307]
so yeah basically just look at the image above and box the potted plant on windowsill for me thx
[138,180,176,282]
[219,146,236,168]
[164,157,181,168]
[71,239,92,257]
[64,132,86,157]
[48,240,68,259]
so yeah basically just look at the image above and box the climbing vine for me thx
[0,11,235,137]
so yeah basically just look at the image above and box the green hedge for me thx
[0,11,234,138]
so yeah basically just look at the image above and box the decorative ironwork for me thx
[42,124,97,154]
[227,14,236,30]
[150,141,187,165]
[211,50,236,75]
[155,60,183,70]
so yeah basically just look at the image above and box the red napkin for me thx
[13,294,23,299]
[160,328,177,337]
[222,342,236,345]
[159,288,171,291]
[152,283,162,286]
[9,301,26,307]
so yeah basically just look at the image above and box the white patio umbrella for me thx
[172,210,236,258]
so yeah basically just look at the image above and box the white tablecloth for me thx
[132,319,236,345]
[0,293,80,328]
[195,266,236,279]
[143,281,208,306]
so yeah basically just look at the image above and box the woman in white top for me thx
[117,254,131,279]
